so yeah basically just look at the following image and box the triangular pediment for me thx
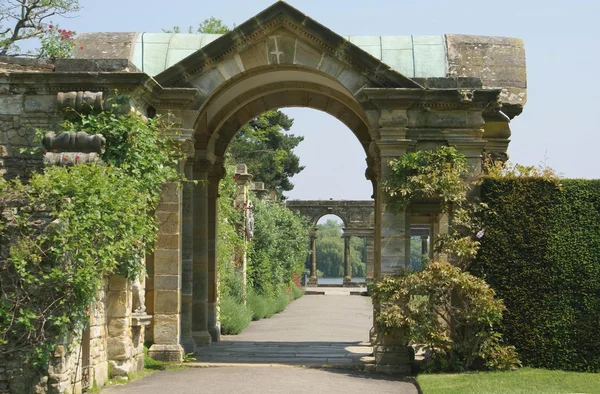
[155,1,422,90]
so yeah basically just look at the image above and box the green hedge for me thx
[472,178,600,372]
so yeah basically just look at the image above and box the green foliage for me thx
[314,219,366,277]
[472,177,600,372]
[220,295,253,335]
[163,16,231,34]
[416,367,600,394]
[247,289,270,321]
[0,104,177,365]
[37,23,76,59]
[384,146,470,211]
[229,111,304,199]
[372,262,519,372]
[247,198,309,297]
[384,146,483,267]
[0,0,80,56]
[216,162,245,302]
[378,146,518,372]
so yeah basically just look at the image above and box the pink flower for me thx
[79,46,84,50]
[49,24,54,29]
[52,149,57,153]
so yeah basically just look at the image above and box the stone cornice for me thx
[0,71,198,110]
[359,88,501,111]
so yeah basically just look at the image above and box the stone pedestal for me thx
[373,332,413,374]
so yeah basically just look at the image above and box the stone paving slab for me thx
[102,289,418,393]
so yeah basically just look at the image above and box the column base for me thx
[369,326,376,345]
[180,335,196,355]
[374,332,413,375]
[343,276,352,286]
[148,344,184,362]
[208,324,221,342]
[308,276,318,286]
[192,330,212,345]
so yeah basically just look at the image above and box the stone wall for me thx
[0,59,151,393]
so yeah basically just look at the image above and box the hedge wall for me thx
[472,178,600,372]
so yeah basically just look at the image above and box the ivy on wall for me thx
[0,101,178,365]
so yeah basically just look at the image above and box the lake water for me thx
[317,277,366,285]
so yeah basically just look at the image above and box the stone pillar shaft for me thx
[180,162,195,354]
[343,236,351,285]
[308,230,318,286]
[207,175,220,342]
[192,166,211,345]
[365,236,375,283]
[148,181,184,362]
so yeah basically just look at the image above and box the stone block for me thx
[159,182,180,204]
[153,248,181,274]
[23,95,56,113]
[107,337,132,361]
[154,289,180,313]
[318,55,344,78]
[239,41,269,71]
[155,234,180,250]
[0,96,23,115]
[106,291,128,318]
[107,317,128,337]
[108,360,133,377]
[156,211,179,235]
[152,314,180,345]
[147,344,183,362]
[154,275,180,291]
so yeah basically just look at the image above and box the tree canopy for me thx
[0,0,80,56]
[314,219,366,277]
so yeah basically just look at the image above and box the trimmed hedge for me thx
[472,178,600,372]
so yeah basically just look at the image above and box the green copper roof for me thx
[131,33,447,79]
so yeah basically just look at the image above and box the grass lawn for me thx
[416,367,600,394]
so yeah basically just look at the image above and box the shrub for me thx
[220,296,252,335]
[247,290,270,321]
[472,178,600,372]
[372,262,519,372]
[292,286,304,300]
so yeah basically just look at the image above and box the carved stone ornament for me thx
[459,89,474,103]
[44,152,100,166]
[43,131,106,154]
[56,91,103,114]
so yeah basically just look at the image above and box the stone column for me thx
[343,235,352,285]
[207,163,225,342]
[148,181,184,362]
[234,165,253,301]
[421,235,428,256]
[308,228,318,286]
[365,235,375,284]
[192,159,211,345]
[179,162,195,354]
[373,130,412,374]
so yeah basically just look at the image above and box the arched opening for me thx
[314,214,367,285]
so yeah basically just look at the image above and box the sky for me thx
[52,0,600,200]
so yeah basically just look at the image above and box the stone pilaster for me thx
[106,275,134,376]
[148,181,184,362]
[192,159,212,345]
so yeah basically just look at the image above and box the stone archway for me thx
[286,200,375,285]
[71,1,525,373]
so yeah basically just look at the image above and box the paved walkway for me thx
[103,287,419,394]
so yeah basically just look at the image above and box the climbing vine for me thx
[0,99,178,365]
[373,146,519,372]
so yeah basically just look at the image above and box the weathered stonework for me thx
[1,1,527,380]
